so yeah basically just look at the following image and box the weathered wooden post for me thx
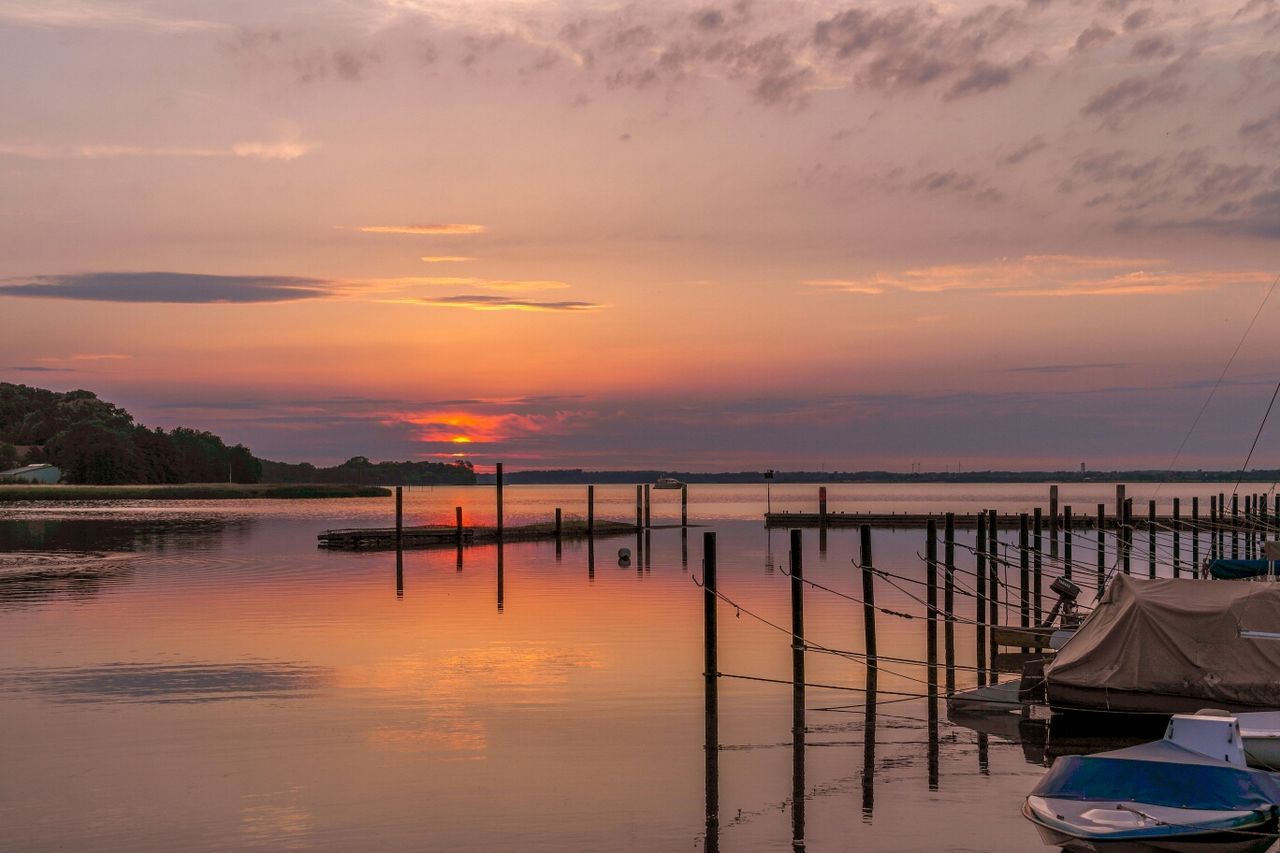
[1122,498,1132,575]
[635,484,643,531]
[682,528,688,568]
[702,531,719,853]
[1233,492,1240,559]
[1275,494,1280,540]
[1211,495,1219,561]
[587,485,595,537]
[1172,498,1181,577]
[819,487,828,526]
[1148,500,1157,579]
[1033,508,1044,623]
[1019,514,1031,652]
[644,484,651,530]
[1116,484,1126,530]
[681,483,688,528]
[1063,505,1073,585]
[860,525,878,677]
[1096,503,1105,591]
[495,463,504,540]
[975,511,988,687]
[926,519,938,678]
[1192,496,1200,578]
[790,529,805,694]
[395,485,403,545]
[1049,485,1060,560]
[588,536,595,580]
[944,512,956,694]
[988,509,998,675]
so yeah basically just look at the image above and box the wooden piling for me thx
[1192,497,1200,578]
[859,525,878,676]
[1019,514,1030,652]
[1033,508,1044,624]
[1148,500,1157,579]
[1233,493,1240,559]
[790,529,805,692]
[495,463,504,540]
[944,512,956,695]
[1063,505,1073,586]
[926,519,938,672]
[587,485,595,537]
[1049,485,1060,560]
[1172,498,1181,578]
[703,532,718,681]
[975,511,987,687]
[1116,484,1126,529]
[394,485,405,544]
[819,487,828,526]
[644,484,651,530]
[1096,503,1105,591]
[1122,498,1132,575]
[988,509,998,676]
[681,484,688,528]
[636,484,643,531]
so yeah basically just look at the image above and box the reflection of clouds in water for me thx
[0,550,135,607]
[3,662,331,704]
[241,788,313,850]
[345,644,603,759]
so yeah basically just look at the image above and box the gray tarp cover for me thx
[1045,575,1280,707]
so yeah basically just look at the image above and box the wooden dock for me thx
[318,519,673,550]
[764,511,1236,530]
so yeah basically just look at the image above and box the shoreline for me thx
[0,483,392,501]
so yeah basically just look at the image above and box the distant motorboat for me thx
[653,477,683,490]
[1024,710,1280,851]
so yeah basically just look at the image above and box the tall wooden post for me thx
[644,484,651,530]
[1122,498,1132,575]
[1192,496,1200,578]
[819,487,828,526]
[681,484,688,528]
[702,530,719,853]
[1063,505,1073,584]
[944,513,956,694]
[1211,495,1219,561]
[1233,493,1240,559]
[395,486,403,545]
[495,463,504,540]
[859,525,878,676]
[1019,514,1030,653]
[790,529,805,694]
[1148,500,1157,579]
[587,485,595,537]
[988,509,998,676]
[703,532,718,680]
[1172,498,1181,578]
[1033,508,1044,624]
[1096,503,1106,592]
[926,519,938,676]
[975,511,987,687]
[636,484,643,531]
[1049,485,1060,560]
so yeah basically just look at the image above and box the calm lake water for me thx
[0,482,1269,852]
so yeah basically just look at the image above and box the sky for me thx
[2,0,1280,472]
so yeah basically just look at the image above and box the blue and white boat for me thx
[1024,711,1280,851]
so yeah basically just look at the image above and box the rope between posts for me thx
[714,671,934,699]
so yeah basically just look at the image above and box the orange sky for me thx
[2,0,1279,469]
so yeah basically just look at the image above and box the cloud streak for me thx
[351,224,486,235]
[418,294,601,312]
[0,272,336,303]
[0,140,312,161]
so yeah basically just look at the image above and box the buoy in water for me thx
[618,547,631,565]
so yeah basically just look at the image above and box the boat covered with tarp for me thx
[1209,559,1280,580]
[1045,575,1280,714]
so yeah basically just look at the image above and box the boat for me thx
[1024,710,1280,851]
[653,476,683,490]
[1044,575,1280,715]
[1239,712,1280,770]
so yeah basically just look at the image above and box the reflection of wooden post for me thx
[496,543,504,614]
[587,485,595,537]
[554,507,562,561]
[636,485,642,530]
[926,517,939,792]
[395,545,403,599]
[495,463,504,540]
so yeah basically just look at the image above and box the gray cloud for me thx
[0,272,335,303]
[1072,23,1115,53]
[6,366,78,373]
[1081,73,1188,128]
[1002,362,1127,374]
[947,57,1036,99]
[1240,108,1280,149]
[1123,9,1153,31]
[421,294,602,312]
[912,170,1005,203]
[1001,135,1048,165]
[1130,35,1175,60]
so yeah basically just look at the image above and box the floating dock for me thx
[764,511,1242,530]
[318,519,677,550]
